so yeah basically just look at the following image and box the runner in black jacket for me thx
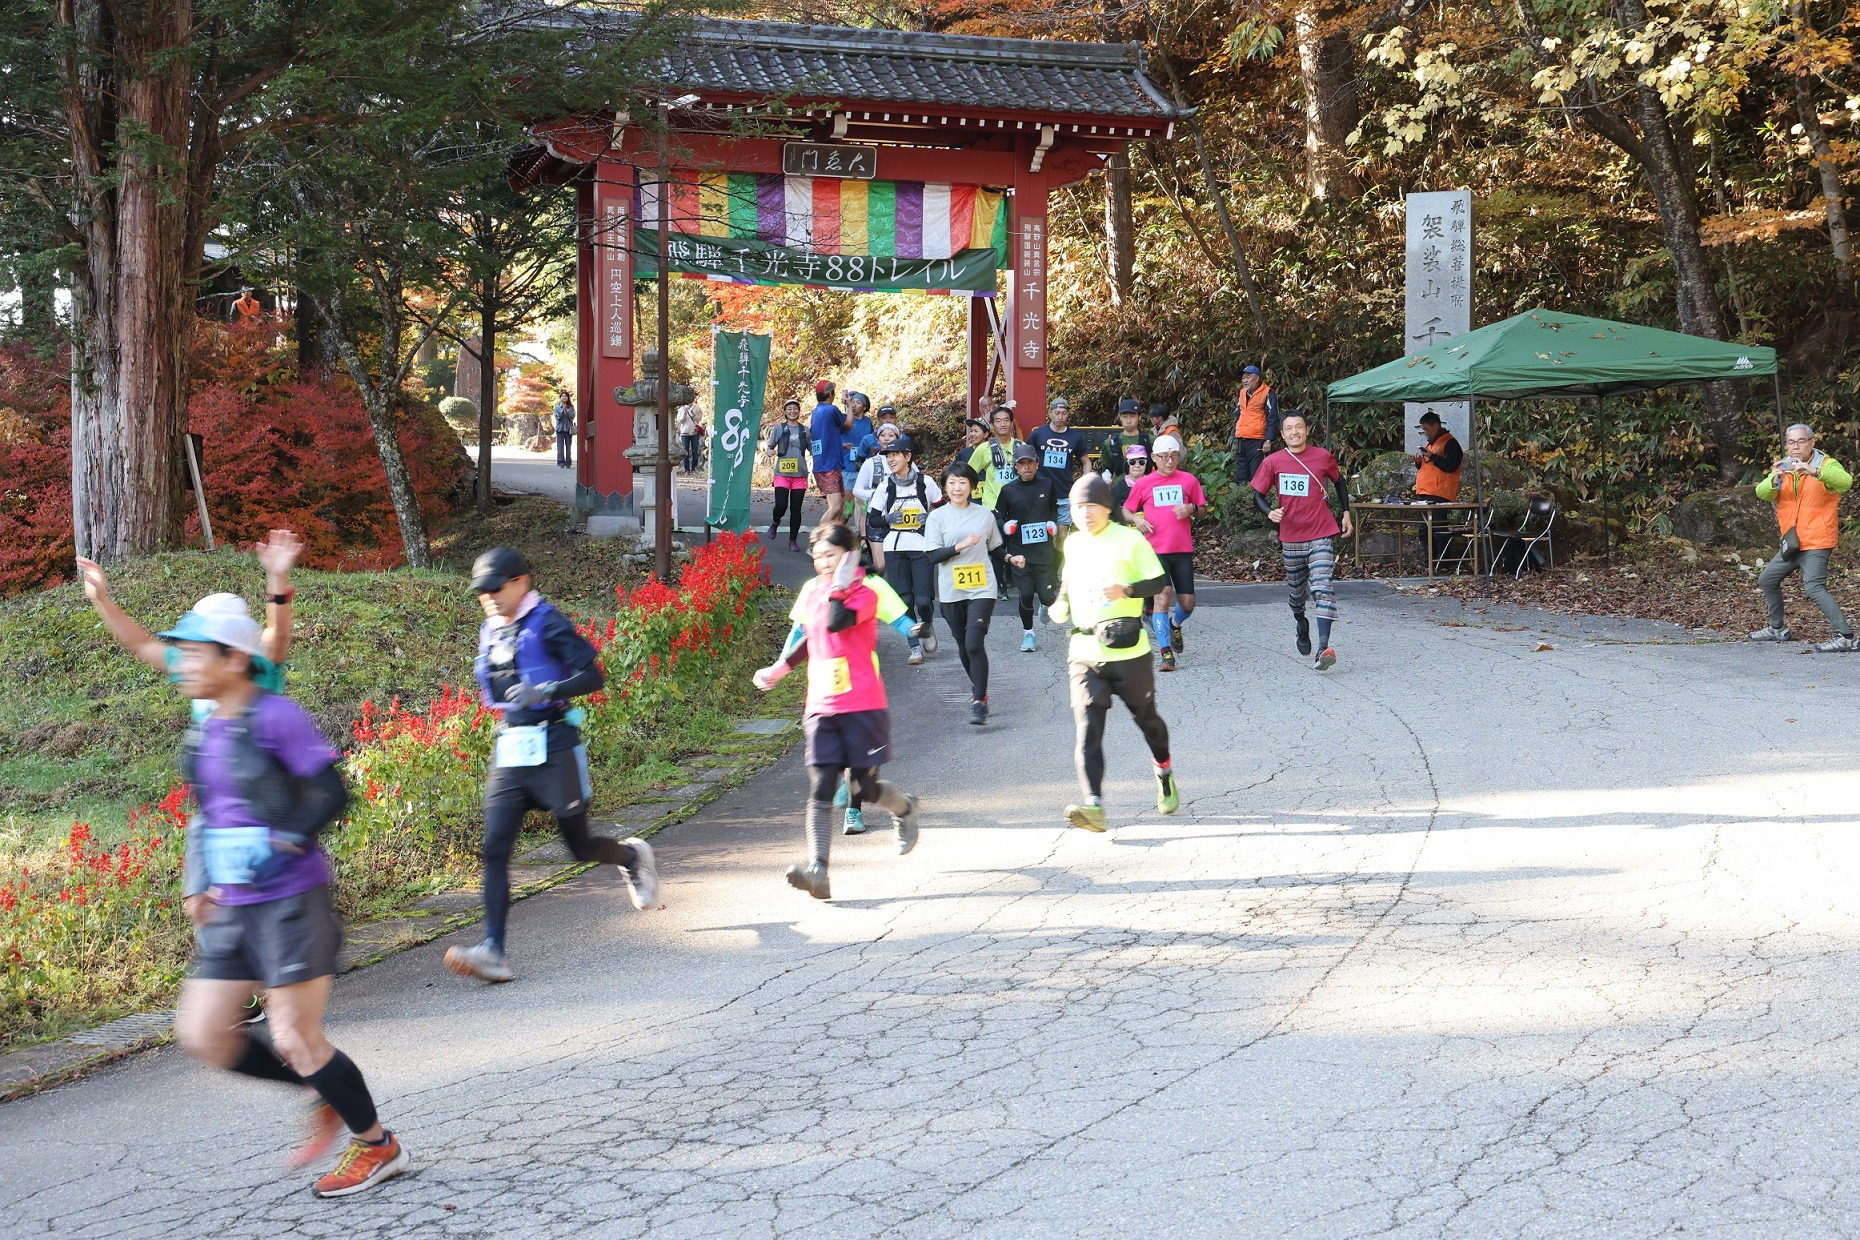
[995,444,1063,651]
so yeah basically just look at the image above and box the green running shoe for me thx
[842,806,867,835]
[1065,803,1109,833]
[1155,770,1180,815]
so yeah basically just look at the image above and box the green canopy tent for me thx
[1325,308,1781,562]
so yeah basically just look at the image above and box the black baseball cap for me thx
[884,435,915,456]
[470,547,532,593]
[1116,398,1142,416]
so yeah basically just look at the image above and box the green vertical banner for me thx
[707,329,771,532]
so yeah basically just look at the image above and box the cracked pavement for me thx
[6,581,1860,1238]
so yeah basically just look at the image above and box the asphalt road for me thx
[7,576,1860,1238]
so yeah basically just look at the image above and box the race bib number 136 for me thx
[1278,473,1311,498]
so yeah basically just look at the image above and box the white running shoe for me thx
[622,837,658,909]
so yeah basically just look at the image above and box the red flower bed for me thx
[0,533,771,1047]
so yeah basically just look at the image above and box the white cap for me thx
[1152,434,1184,455]
[159,595,263,655]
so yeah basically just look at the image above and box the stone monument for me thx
[598,348,696,542]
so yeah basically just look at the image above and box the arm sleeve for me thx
[1126,574,1170,598]
[1331,475,1352,513]
[542,611,606,696]
[1820,457,1853,494]
[827,597,859,632]
[183,813,208,898]
[1254,488,1276,517]
[1435,438,1465,472]
[922,544,961,566]
[778,620,807,664]
[279,764,350,843]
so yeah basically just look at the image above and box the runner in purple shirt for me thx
[153,600,408,1198]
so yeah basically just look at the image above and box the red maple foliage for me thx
[0,320,472,593]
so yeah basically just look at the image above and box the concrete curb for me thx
[0,716,799,1105]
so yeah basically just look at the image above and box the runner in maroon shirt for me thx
[1251,411,1354,671]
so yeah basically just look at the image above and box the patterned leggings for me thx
[1282,538,1338,621]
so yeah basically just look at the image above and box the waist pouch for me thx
[1783,526,1802,554]
[1076,616,1143,649]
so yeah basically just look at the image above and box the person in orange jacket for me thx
[1412,411,1464,502]
[1750,422,1856,652]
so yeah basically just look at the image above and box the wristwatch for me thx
[269,588,295,605]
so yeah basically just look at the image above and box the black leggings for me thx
[885,550,936,631]
[770,487,805,540]
[1069,655,1172,800]
[806,764,909,863]
[941,597,995,700]
[481,754,632,952]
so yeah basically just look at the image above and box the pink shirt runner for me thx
[791,575,889,715]
[1125,469,1206,555]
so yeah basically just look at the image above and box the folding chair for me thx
[1486,497,1557,579]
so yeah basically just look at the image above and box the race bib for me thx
[1153,483,1185,508]
[1020,522,1050,545]
[809,656,852,698]
[776,457,802,477]
[892,501,925,532]
[996,467,1015,483]
[1043,447,1069,469]
[951,562,989,591]
[1278,473,1312,498]
[1058,498,1072,526]
[811,438,826,459]
[495,724,548,768]
[203,826,272,887]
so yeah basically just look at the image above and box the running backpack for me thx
[178,693,349,841]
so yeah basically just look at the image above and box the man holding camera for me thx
[1048,474,1179,834]
[1750,423,1858,652]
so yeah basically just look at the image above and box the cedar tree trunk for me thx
[65,0,195,562]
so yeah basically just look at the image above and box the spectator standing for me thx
[1750,422,1858,652]
[1411,411,1463,502]
[1231,365,1281,485]
[553,394,576,469]
[676,402,702,474]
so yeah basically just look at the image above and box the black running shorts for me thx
[1157,552,1195,596]
[803,709,890,769]
[194,884,343,988]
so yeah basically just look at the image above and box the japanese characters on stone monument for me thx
[1404,191,1472,454]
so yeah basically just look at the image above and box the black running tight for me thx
[806,765,908,863]
[940,597,995,700]
[770,487,805,540]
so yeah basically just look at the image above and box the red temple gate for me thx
[519,17,1180,520]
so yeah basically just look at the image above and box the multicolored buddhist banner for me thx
[634,173,1009,294]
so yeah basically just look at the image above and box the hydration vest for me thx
[475,599,573,716]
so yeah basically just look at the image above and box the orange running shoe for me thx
[312,1132,408,1198]
[287,1101,344,1169]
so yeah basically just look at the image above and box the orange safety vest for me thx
[1234,384,1273,440]
[1774,469,1843,550]
[1415,432,1462,502]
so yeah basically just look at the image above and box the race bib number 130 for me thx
[1278,473,1312,498]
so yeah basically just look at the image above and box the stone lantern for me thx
[602,348,696,542]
